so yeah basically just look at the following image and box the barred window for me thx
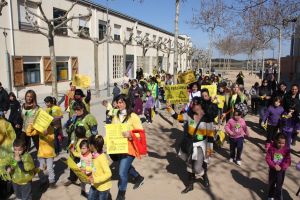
[113,55,123,79]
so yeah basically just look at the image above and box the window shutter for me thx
[13,56,25,87]
[43,56,53,83]
[71,57,78,79]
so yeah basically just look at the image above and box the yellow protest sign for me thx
[32,108,53,133]
[178,71,196,84]
[73,74,91,89]
[66,157,89,183]
[201,85,217,97]
[165,84,189,104]
[105,124,129,154]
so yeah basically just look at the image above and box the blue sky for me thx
[94,0,291,60]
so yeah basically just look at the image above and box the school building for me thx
[0,0,192,97]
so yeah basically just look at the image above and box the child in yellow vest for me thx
[6,138,35,200]
[88,135,112,200]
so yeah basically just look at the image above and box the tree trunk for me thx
[48,33,58,99]
[156,47,159,71]
[277,28,282,82]
[94,42,100,97]
[167,53,170,73]
[173,0,180,83]
[123,44,127,76]
[179,53,182,71]
[251,53,254,75]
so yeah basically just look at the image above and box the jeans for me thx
[251,98,258,114]
[38,157,55,183]
[266,125,279,143]
[268,169,285,200]
[88,186,110,200]
[258,105,268,123]
[12,182,32,200]
[118,155,139,191]
[229,137,244,161]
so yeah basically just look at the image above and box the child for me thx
[88,135,112,200]
[262,97,284,149]
[37,122,56,188]
[249,82,259,114]
[144,90,155,124]
[64,126,87,187]
[112,100,119,117]
[225,110,249,166]
[266,133,291,200]
[280,104,300,148]
[102,100,113,124]
[112,83,121,100]
[79,139,93,197]
[6,138,35,200]
[214,85,226,125]
[133,93,143,116]
[44,96,63,155]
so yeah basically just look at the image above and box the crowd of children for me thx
[0,69,299,200]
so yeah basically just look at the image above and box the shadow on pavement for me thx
[231,169,293,200]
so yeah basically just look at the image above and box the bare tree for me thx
[173,0,180,82]
[68,18,111,97]
[24,0,91,98]
[0,0,7,16]
[190,0,230,72]
[135,34,152,73]
[160,39,174,73]
[121,27,134,76]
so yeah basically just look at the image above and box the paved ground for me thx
[9,70,300,200]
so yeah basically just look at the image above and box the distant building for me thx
[0,0,192,97]
[281,18,300,86]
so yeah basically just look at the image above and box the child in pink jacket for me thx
[266,133,291,200]
[225,110,249,166]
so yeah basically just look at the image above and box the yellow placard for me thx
[73,74,91,89]
[105,124,129,154]
[66,157,89,183]
[178,71,196,84]
[32,108,53,133]
[165,84,189,104]
[201,85,217,97]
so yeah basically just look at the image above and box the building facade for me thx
[0,0,192,97]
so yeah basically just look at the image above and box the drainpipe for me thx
[8,0,16,95]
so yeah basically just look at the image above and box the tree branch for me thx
[0,0,8,16]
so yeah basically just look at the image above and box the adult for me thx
[128,79,142,106]
[282,84,300,146]
[236,71,244,86]
[64,101,98,186]
[136,67,144,81]
[272,81,287,100]
[223,83,247,122]
[268,74,277,93]
[0,82,9,116]
[58,82,76,111]
[8,92,23,137]
[0,115,16,199]
[21,90,40,151]
[69,89,91,118]
[249,82,260,115]
[168,97,218,193]
[113,82,121,100]
[112,94,145,200]
[257,79,272,124]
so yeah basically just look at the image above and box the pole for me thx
[173,0,180,83]
[106,0,110,97]
[3,30,12,92]
[277,28,282,82]
[262,48,265,80]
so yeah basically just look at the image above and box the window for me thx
[56,57,69,81]
[114,24,121,41]
[23,57,41,85]
[99,20,107,40]
[79,18,90,37]
[18,0,37,31]
[113,55,123,79]
[153,35,156,42]
[53,8,68,36]
[126,28,133,43]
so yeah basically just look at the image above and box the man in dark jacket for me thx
[0,82,9,115]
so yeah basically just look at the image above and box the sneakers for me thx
[181,184,194,194]
[133,175,144,189]
[229,158,234,163]
[63,180,74,187]
[236,160,242,166]
[81,190,88,198]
